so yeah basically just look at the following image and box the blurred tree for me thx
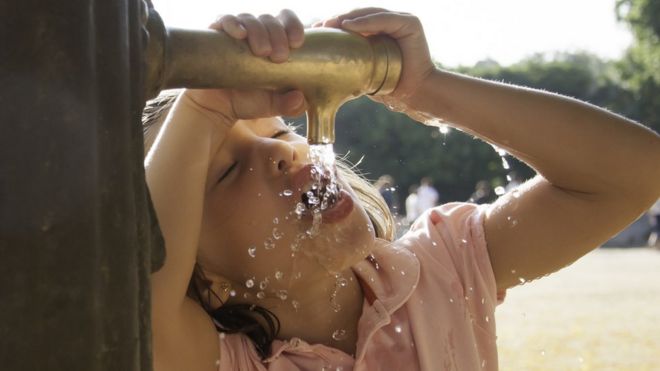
[616,0,660,133]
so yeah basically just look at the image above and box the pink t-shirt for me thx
[218,203,502,370]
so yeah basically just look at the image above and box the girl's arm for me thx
[146,10,305,370]
[325,9,660,290]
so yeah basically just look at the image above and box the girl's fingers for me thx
[209,15,247,39]
[236,13,272,56]
[322,7,390,28]
[277,9,304,49]
[258,14,289,63]
[341,12,419,38]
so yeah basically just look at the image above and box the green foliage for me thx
[289,2,658,203]
[616,0,660,132]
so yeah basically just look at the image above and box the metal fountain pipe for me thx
[144,12,402,144]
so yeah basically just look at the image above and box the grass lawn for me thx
[496,248,660,371]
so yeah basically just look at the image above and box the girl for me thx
[144,8,660,371]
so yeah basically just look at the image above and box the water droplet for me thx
[431,241,437,247]
[449,298,454,303]
[518,277,527,284]
[247,246,257,258]
[511,269,517,274]
[245,279,254,288]
[494,186,506,196]
[293,271,302,280]
[290,241,300,252]
[512,189,521,198]
[257,291,265,299]
[275,271,284,280]
[332,329,347,341]
[291,300,300,311]
[259,278,269,290]
[394,325,402,333]
[282,189,293,197]
[248,167,253,172]
[277,290,288,300]
[272,228,283,240]
[330,302,341,312]
[337,277,348,287]
[229,290,236,297]
[272,217,279,224]
[485,316,489,322]
[264,238,275,250]
[400,270,406,276]
[295,202,306,217]
[481,297,485,304]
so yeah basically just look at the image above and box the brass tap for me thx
[144,12,402,144]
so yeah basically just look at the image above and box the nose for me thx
[260,139,305,176]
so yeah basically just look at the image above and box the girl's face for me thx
[197,117,375,298]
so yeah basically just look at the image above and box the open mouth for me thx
[300,170,342,212]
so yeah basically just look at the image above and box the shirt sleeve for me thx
[409,202,505,307]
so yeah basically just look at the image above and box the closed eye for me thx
[218,129,292,184]
[271,129,291,139]
[218,162,237,183]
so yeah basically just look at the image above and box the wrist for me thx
[170,92,234,152]
[403,68,446,122]
[178,90,235,129]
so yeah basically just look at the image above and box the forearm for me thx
[408,68,660,199]
[145,93,229,311]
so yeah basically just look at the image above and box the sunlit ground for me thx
[496,248,660,371]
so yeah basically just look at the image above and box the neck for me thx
[276,268,365,355]
[225,266,365,356]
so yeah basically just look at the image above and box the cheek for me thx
[199,189,302,277]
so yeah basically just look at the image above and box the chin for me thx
[301,199,376,274]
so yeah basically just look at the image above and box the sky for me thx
[151,0,633,67]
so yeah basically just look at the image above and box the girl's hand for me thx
[315,8,435,109]
[183,9,306,124]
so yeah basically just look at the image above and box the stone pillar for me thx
[0,0,164,369]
